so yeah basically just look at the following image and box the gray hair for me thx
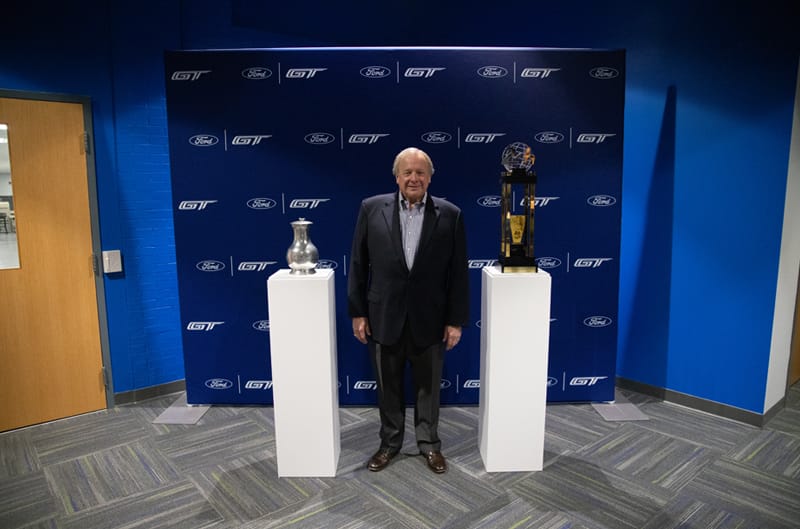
[392,147,435,176]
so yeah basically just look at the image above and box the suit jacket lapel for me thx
[411,196,440,274]
[381,193,408,271]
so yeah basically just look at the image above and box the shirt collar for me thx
[399,192,427,210]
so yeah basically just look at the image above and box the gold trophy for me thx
[499,142,538,273]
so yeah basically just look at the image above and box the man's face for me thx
[395,153,431,205]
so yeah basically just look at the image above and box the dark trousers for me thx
[368,324,444,453]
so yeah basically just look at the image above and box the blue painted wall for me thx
[2,1,797,413]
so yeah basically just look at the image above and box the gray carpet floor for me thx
[1,384,799,529]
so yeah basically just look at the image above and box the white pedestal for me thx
[267,269,340,477]
[478,266,551,472]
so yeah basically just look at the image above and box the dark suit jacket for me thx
[348,192,469,347]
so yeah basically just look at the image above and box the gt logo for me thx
[465,133,506,143]
[577,133,616,144]
[245,380,273,390]
[574,258,613,268]
[171,70,210,81]
[468,259,498,269]
[179,200,217,210]
[186,321,224,331]
[286,68,327,79]
[570,376,608,386]
[520,68,561,78]
[232,135,271,145]
[238,261,276,272]
[404,67,445,78]
[349,134,389,144]
[289,198,330,209]
[354,380,377,390]
[463,379,480,389]
[532,197,559,207]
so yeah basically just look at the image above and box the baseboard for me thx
[616,376,775,427]
[114,379,186,406]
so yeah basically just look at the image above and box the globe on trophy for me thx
[499,142,538,273]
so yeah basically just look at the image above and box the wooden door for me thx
[0,97,106,431]
[790,266,800,387]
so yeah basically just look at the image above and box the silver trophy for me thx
[286,218,319,274]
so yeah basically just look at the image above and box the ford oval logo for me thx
[189,135,219,147]
[316,259,338,270]
[547,377,558,387]
[536,257,562,269]
[534,131,565,144]
[247,198,277,209]
[205,378,233,389]
[440,379,452,389]
[583,316,613,328]
[587,195,617,207]
[196,260,226,272]
[477,195,502,207]
[590,67,619,79]
[252,320,270,332]
[477,66,508,78]
[360,66,391,78]
[304,132,336,145]
[241,67,272,80]
[421,131,452,144]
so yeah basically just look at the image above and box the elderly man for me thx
[348,147,469,474]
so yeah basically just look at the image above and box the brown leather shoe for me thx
[422,450,447,474]
[367,448,398,472]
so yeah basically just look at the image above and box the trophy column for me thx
[267,268,340,477]
[478,266,551,471]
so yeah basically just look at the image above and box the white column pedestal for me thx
[478,266,551,472]
[267,269,340,477]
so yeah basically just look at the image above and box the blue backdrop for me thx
[164,47,625,405]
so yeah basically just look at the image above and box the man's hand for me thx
[352,317,371,344]
[442,325,462,351]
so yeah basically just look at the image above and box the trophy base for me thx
[499,255,538,273]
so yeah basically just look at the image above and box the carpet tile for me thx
[44,439,182,514]
[637,401,759,451]
[0,471,58,529]
[766,406,800,437]
[578,422,722,492]
[512,455,672,529]
[30,408,150,465]
[681,457,800,529]
[642,496,767,529]
[154,415,272,473]
[0,429,40,478]
[191,454,333,523]
[726,428,800,479]
[1,383,798,529]
[240,484,410,529]
[354,458,505,529]
[57,480,222,529]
